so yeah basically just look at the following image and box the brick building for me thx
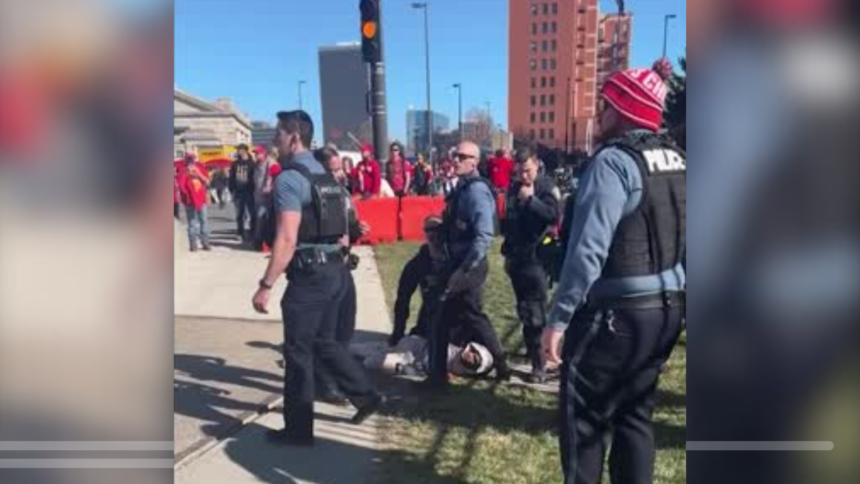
[509,0,631,153]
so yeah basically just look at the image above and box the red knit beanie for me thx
[601,58,674,132]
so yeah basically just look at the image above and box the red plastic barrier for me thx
[400,196,446,242]
[354,197,400,245]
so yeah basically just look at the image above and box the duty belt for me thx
[292,248,344,271]
[586,291,685,311]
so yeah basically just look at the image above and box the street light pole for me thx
[663,14,677,58]
[298,80,307,110]
[452,83,462,142]
[412,3,433,160]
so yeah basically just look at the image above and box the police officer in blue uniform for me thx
[501,146,560,383]
[542,60,685,484]
[252,111,381,446]
[429,141,511,385]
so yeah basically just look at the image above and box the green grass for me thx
[373,240,686,484]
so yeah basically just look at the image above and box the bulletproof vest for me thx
[442,175,494,250]
[502,176,556,258]
[600,131,686,278]
[282,162,348,245]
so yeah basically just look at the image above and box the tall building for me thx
[318,43,372,150]
[406,109,450,156]
[508,0,631,153]
[251,121,277,149]
[174,89,252,158]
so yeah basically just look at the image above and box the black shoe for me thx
[189,246,198,253]
[495,365,513,382]
[317,391,350,407]
[202,244,213,251]
[525,366,547,384]
[266,429,315,447]
[350,395,383,425]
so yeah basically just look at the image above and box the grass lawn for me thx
[373,240,686,484]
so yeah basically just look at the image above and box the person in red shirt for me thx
[179,153,212,252]
[386,141,413,197]
[487,148,515,193]
[355,143,382,198]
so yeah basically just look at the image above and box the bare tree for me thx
[464,108,494,148]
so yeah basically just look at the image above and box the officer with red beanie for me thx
[542,59,686,484]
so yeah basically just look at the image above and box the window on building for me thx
[530,95,536,107]
[541,59,548,70]
[552,22,557,33]
[530,41,537,53]
[540,94,546,106]
[540,128,546,139]
[550,59,556,70]
[530,112,536,123]
[550,77,556,88]
[541,40,547,52]
[531,4,538,15]
[531,77,537,89]
[552,2,558,15]
[549,94,555,105]
[540,112,546,123]
[552,39,557,51]
[598,28,605,42]
[542,22,548,33]
[579,6,587,14]
[549,129,555,140]
[541,77,547,88]
[530,59,537,71]
[549,112,555,123]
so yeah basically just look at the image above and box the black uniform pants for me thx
[429,260,507,382]
[505,258,548,365]
[315,266,358,395]
[559,303,683,484]
[281,261,375,438]
[234,191,256,238]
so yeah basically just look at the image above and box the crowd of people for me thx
[176,58,685,484]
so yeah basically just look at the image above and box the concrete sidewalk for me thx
[175,216,392,483]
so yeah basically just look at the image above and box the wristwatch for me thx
[258,278,273,290]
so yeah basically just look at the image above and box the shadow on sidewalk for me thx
[174,353,283,442]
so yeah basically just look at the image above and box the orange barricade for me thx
[400,196,446,242]
[354,197,400,245]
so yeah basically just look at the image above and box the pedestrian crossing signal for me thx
[360,0,382,63]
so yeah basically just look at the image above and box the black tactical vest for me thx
[599,131,686,278]
[442,175,494,250]
[281,162,348,245]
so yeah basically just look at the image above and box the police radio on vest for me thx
[643,149,686,174]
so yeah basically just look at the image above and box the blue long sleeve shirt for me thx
[448,174,496,271]
[548,140,686,330]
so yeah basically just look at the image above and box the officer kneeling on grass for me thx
[428,141,512,386]
[501,146,560,384]
[542,59,686,484]
[252,110,381,447]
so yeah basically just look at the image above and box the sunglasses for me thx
[454,152,476,161]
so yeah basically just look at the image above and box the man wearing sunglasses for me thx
[428,141,511,386]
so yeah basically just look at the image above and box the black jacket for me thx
[390,245,444,345]
[501,175,560,259]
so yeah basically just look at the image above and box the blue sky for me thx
[175,0,686,144]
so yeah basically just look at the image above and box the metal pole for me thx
[370,62,389,166]
[423,6,433,160]
[663,15,676,58]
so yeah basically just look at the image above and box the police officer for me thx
[429,141,511,385]
[501,147,560,383]
[542,59,685,484]
[252,111,381,446]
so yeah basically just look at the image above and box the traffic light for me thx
[360,0,382,63]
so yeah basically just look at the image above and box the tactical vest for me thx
[442,175,494,251]
[502,176,557,259]
[281,162,348,245]
[600,131,686,278]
